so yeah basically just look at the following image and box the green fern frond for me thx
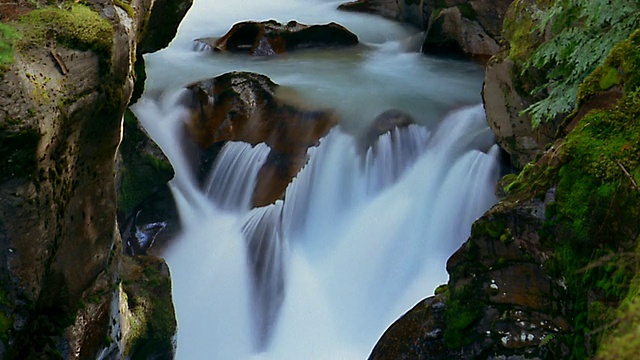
[522,0,640,126]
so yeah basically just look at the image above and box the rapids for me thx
[131,0,502,358]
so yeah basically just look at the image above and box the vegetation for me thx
[519,0,640,126]
[0,22,19,72]
[499,25,640,358]
[17,4,113,58]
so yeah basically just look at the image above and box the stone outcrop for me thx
[181,71,339,207]
[0,0,190,358]
[195,20,359,56]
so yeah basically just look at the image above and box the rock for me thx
[116,109,178,256]
[137,0,194,54]
[195,20,358,56]
[119,255,176,360]
[481,0,558,169]
[338,0,425,28]
[359,109,416,153]
[0,0,190,358]
[422,6,499,58]
[369,294,452,360]
[372,196,571,359]
[482,57,544,168]
[181,71,339,207]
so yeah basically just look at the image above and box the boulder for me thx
[195,20,358,56]
[422,5,499,58]
[181,71,339,207]
[482,57,546,168]
[371,196,571,358]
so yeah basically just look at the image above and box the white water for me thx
[132,0,501,358]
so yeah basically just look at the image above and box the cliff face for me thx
[0,0,190,358]
[371,1,640,359]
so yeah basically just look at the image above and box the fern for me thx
[522,0,640,127]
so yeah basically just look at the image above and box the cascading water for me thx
[131,0,502,358]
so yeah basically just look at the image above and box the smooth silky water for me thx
[131,0,502,358]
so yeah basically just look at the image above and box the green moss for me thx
[114,0,135,19]
[434,284,448,295]
[444,285,483,348]
[598,67,622,90]
[0,22,20,73]
[578,28,640,104]
[471,216,507,240]
[457,3,477,21]
[118,110,174,215]
[17,4,113,60]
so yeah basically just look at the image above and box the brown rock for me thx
[181,71,339,207]
[422,6,499,58]
[195,20,358,56]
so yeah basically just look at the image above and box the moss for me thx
[118,110,174,216]
[114,0,135,19]
[443,285,484,348]
[598,67,622,90]
[578,28,640,104]
[0,22,20,73]
[457,3,477,21]
[471,216,507,240]
[16,4,113,61]
[122,256,176,359]
[434,284,448,295]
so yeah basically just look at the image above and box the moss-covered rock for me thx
[120,255,176,359]
[0,0,190,358]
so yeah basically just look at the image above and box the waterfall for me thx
[131,0,501,358]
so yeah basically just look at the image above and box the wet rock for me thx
[195,20,358,56]
[120,255,176,359]
[117,109,178,256]
[422,5,500,59]
[182,71,339,207]
[372,196,571,359]
[359,109,416,153]
[369,294,452,360]
[0,0,191,357]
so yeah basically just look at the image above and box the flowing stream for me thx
[131,0,502,358]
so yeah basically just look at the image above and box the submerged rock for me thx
[195,20,359,56]
[181,71,339,207]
